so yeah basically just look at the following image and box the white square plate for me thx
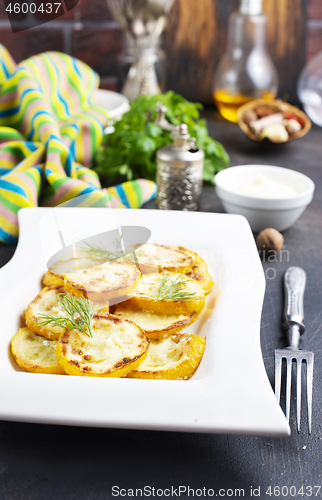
[0,208,289,436]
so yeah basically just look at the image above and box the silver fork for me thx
[275,267,314,434]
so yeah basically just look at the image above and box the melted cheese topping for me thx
[65,261,140,294]
[60,316,149,374]
[12,328,59,366]
[114,303,193,333]
[138,336,190,369]
[133,272,202,300]
[133,244,193,271]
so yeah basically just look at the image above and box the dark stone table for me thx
[0,112,321,499]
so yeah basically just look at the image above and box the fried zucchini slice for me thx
[186,261,214,295]
[64,261,141,302]
[127,334,206,380]
[129,272,205,315]
[56,314,149,377]
[43,269,64,287]
[114,302,197,340]
[169,246,214,295]
[25,286,110,340]
[42,252,107,287]
[132,243,194,274]
[11,328,65,374]
[25,286,68,339]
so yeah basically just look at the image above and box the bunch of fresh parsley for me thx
[94,91,229,185]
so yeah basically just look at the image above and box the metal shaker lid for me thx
[156,124,204,163]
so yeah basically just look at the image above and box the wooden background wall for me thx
[165,0,307,104]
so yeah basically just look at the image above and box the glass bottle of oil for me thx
[213,0,278,122]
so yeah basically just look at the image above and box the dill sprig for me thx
[34,293,95,338]
[80,238,124,262]
[80,238,141,264]
[155,272,199,301]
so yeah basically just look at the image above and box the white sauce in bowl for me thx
[237,175,298,198]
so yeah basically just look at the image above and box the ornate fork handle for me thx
[283,266,306,349]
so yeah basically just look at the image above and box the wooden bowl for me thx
[237,99,311,143]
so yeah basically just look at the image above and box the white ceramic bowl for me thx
[92,89,130,120]
[215,165,315,232]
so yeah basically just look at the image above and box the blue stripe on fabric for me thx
[44,134,60,148]
[0,106,19,118]
[72,58,82,79]
[115,184,130,208]
[20,87,36,101]
[77,185,97,196]
[64,151,73,176]
[70,141,76,161]
[27,110,54,141]
[0,225,17,244]
[46,54,70,117]
[20,141,38,153]
[0,179,27,198]
[0,168,9,175]
[2,62,10,79]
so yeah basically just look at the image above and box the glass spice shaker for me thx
[156,124,204,211]
[213,0,278,122]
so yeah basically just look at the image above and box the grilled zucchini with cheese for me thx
[129,272,205,315]
[11,328,65,374]
[127,334,206,380]
[114,303,197,340]
[64,260,141,302]
[131,243,194,274]
[186,260,214,295]
[169,246,214,295]
[56,314,149,377]
[43,252,107,287]
[25,286,109,340]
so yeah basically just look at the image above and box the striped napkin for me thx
[0,45,157,244]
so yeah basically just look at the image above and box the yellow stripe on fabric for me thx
[58,184,89,205]
[0,213,18,236]
[8,174,35,201]
[70,191,107,207]
[0,140,35,160]
[0,160,15,169]
[54,58,80,118]
[46,159,66,178]
[0,189,29,206]
[27,109,59,142]
[10,144,45,173]
[0,127,24,140]
[105,186,118,201]
[121,182,139,208]
[41,56,67,121]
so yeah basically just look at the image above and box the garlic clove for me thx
[249,113,284,136]
[285,119,302,135]
[260,123,289,143]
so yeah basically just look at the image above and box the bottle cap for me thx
[240,0,263,15]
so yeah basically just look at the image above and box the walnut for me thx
[256,228,284,254]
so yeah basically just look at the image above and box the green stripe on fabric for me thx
[2,144,30,157]
[0,191,21,213]
[51,176,67,190]
[132,180,143,206]
[0,84,17,96]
